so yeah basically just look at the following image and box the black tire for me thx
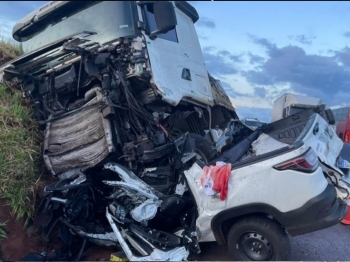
[227,215,291,261]
[189,133,218,164]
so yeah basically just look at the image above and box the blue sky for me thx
[1,1,350,122]
[191,1,350,122]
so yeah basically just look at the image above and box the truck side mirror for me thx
[151,2,177,37]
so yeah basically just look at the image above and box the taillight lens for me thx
[273,148,319,173]
[345,130,350,143]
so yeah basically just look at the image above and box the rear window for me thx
[289,106,308,115]
[332,107,350,122]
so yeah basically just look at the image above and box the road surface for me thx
[192,223,350,261]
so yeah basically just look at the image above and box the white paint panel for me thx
[185,144,328,242]
[143,3,213,107]
[300,113,343,173]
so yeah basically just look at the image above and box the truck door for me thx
[140,2,213,107]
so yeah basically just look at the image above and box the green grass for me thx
[0,84,43,227]
[0,221,8,240]
[0,36,43,228]
[0,37,20,65]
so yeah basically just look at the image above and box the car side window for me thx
[142,4,178,43]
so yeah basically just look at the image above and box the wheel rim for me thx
[239,232,273,261]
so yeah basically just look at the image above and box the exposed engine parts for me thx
[5,33,251,195]
[5,29,252,262]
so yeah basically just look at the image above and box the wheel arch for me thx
[211,204,287,245]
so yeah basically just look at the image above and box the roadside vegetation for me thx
[0,37,20,64]
[0,221,7,240]
[0,37,43,230]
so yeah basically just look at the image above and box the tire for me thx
[189,133,218,164]
[227,215,291,261]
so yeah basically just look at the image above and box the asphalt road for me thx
[191,223,350,261]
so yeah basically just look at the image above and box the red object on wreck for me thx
[341,197,350,225]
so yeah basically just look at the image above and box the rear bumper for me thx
[282,184,348,236]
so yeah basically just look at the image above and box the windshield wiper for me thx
[62,31,98,54]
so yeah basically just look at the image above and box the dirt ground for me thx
[0,193,127,262]
[0,196,118,261]
[0,199,39,260]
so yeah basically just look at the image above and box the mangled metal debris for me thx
[28,162,200,261]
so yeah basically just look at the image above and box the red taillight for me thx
[345,130,350,143]
[273,148,319,173]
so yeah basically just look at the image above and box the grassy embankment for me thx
[0,37,43,239]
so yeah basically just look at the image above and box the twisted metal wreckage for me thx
[4,24,246,262]
[11,39,228,260]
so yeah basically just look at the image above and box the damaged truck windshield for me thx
[0,1,348,261]
[16,1,137,54]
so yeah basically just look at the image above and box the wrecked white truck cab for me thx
[1,1,348,261]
